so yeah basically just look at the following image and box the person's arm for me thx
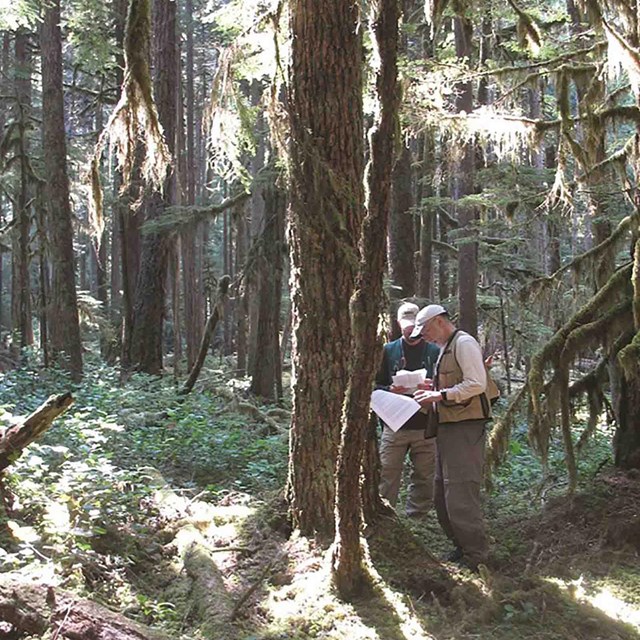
[443,336,486,402]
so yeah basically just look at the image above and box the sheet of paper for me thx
[391,368,427,393]
[370,389,421,432]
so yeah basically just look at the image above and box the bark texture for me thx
[287,0,365,537]
[388,144,415,297]
[454,13,478,337]
[332,0,399,597]
[250,169,286,400]
[11,29,33,349]
[0,577,168,640]
[41,0,83,379]
[129,0,177,374]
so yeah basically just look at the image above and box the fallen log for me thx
[0,577,169,640]
[0,393,74,472]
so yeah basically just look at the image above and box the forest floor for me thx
[0,358,639,639]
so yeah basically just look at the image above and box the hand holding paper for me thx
[370,389,421,432]
[391,368,427,393]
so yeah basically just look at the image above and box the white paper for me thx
[391,368,427,393]
[370,389,421,432]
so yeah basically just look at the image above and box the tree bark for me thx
[235,201,248,374]
[41,0,83,379]
[417,132,435,299]
[287,0,365,538]
[250,168,286,400]
[388,143,415,298]
[0,577,168,640]
[454,13,478,336]
[332,0,399,598]
[11,29,34,349]
[129,0,177,374]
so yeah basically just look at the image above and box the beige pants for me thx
[379,425,436,517]
[434,420,489,565]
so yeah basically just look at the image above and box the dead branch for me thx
[180,276,231,395]
[0,393,74,472]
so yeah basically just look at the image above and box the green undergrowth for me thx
[0,359,638,640]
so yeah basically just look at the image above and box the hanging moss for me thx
[485,383,529,485]
[525,213,638,301]
[89,0,171,237]
[526,265,633,475]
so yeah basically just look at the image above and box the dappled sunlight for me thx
[548,576,640,631]
[260,535,436,640]
[376,580,438,640]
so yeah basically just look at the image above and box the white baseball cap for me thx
[396,302,419,330]
[409,304,447,338]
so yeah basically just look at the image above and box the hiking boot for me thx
[444,547,463,562]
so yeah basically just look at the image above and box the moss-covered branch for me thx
[528,266,633,470]
[524,215,637,299]
[141,190,251,235]
[89,0,172,240]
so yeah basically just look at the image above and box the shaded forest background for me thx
[0,0,639,638]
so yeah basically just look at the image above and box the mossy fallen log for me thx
[0,577,169,639]
[0,393,74,472]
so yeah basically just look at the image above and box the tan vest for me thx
[435,330,491,424]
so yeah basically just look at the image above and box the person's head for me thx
[410,304,453,345]
[396,302,422,343]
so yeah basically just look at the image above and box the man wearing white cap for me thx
[411,304,491,571]
[375,302,440,518]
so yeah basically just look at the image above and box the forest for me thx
[0,0,639,638]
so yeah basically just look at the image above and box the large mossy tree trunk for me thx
[129,0,177,374]
[287,0,364,538]
[41,0,83,380]
[332,0,399,598]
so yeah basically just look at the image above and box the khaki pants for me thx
[379,426,436,517]
[434,420,488,565]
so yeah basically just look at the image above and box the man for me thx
[412,304,490,571]
[376,302,440,518]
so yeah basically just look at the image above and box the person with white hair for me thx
[412,304,491,571]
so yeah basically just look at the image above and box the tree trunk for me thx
[287,0,365,538]
[235,202,248,373]
[129,0,177,374]
[11,29,34,349]
[388,143,415,298]
[250,168,286,400]
[0,32,8,333]
[454,13,478,336]
[181,276,230,395]
[35,186,50,366]
[332,0,399,598]
[109,0,128,322]
[417,132,435,299]
[41,0,83,379]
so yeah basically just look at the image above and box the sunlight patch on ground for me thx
[263,536,435,640]
[377,580,437,640]
[548,576,640,631]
